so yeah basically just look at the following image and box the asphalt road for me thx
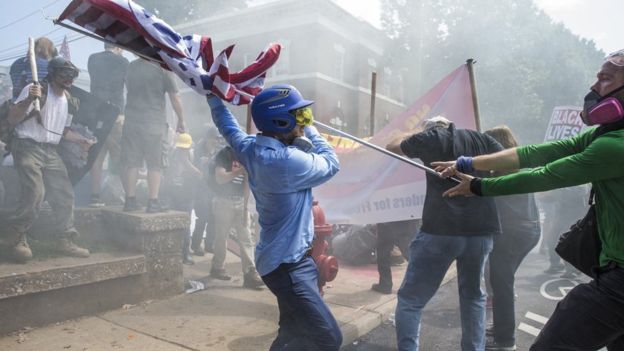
[342,251,591,351]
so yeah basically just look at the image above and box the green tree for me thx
[381,0,604,143]
[136,0,248,25]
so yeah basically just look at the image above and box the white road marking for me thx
[525,311,549,325]
[518,322,541,337]
[539,278,580,301]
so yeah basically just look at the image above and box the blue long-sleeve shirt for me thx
[207,96,340,276]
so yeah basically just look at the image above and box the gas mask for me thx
[582,86,624,126]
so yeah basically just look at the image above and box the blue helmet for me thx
[251,84,314,133]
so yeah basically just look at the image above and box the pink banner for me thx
[314,64,478,224]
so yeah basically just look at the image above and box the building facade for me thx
[176,0,405,137]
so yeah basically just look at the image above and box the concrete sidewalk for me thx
[0,252,456,351]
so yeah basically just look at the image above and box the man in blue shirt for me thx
[207,84,342,350]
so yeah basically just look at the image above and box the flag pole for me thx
[369,71,377,136]
[53,19,164,65]
[313,120,459,183]
[466,59,482,132]
[229,88,458,182]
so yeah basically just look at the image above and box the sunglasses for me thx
[606,49,624,67]
[291,107,314,126]
[55,69,79,80]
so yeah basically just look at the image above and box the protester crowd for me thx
[0,32,623,351]
[0,38,263,289]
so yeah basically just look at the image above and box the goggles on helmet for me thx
[606,49,624,67]
[291,107,314,126]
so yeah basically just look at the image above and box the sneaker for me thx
[146,199,168,213]
[210,270,232,281]
[191,245,205,257]
[11,234,33,263]
[485,340,516,351]
[371,283,392,294]
[89,194,105,208]
[486,323,494,337]
[56,238,90,258]
[183,254,195,265]
[123,197,141,212]
[243,269,264,289]
[544,263,565,274]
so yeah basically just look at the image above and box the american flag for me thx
[58,0,280,105]
[59,35,71,60]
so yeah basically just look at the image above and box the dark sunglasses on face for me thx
[55,69,79,80]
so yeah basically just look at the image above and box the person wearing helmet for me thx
[163,132,202,265]
[206,84,342,350]
[3,56,94,263]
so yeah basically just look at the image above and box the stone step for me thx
[0,253,146,299]
[0,253,147,335]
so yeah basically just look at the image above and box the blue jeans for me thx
[261,256,343,351]
[396,231,493,351]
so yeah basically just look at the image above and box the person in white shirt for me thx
[3,56,94,263]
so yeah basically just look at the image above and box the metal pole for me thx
[466,59,482,132]
[313,120,459,183]
[369,72,377,136]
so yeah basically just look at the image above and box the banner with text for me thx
[543,106,585,142]
[314,64,478,224]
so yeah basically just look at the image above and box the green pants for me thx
[3,138,77,239]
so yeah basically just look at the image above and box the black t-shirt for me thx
[400,123,503,236]
[495,193,540,234]
[87,50,129,110]
[212,146,244,198]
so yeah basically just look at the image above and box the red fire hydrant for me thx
[311,200,339,295]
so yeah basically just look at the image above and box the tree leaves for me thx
[381,0,603,143]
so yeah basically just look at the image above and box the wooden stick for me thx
[27,37,40,112]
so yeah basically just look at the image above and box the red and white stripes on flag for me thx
[59,35,71,60]
[58,0,280,105]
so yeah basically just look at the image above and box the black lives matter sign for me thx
[544,106,586,142]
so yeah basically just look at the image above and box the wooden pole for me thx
[466,59,482,132]
[27,37,40,112]
[369,72,377,136]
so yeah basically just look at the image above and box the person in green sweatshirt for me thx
[432,50,624,351]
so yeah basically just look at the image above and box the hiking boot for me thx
[210,269,231,281]
[146,199,168,213]
[485,340,516,351]
[56,238,90,258]
[243,269,264,289]
[89,194,105,208]
[123,197,141,212]
[11,234,32,263]
[371,283,392,294]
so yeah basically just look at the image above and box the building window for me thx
[333,43,345,81]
